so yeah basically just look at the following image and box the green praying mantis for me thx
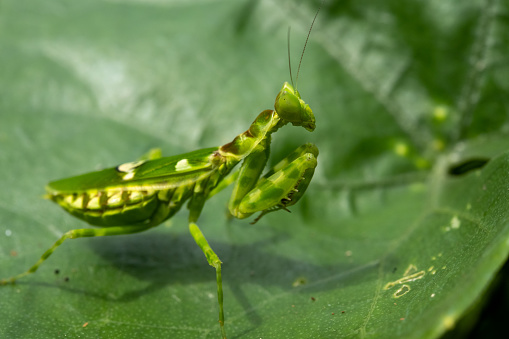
[1,4,323,339]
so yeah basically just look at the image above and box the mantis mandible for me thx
[1,4,323,338]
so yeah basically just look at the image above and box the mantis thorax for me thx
[219,82,314,161]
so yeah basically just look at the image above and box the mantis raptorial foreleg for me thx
[229,143,318,221]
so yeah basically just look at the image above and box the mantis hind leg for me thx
[1,224,155,285]
[234,143,318,221]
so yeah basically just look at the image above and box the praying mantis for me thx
[1,4,323,339]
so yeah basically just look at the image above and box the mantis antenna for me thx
[288,0,324,92]
[288,27,295,88]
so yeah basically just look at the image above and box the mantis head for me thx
[275,82,315,132]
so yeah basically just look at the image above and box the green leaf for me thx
[1,0,509,338]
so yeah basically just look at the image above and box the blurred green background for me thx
[1,0,509,338]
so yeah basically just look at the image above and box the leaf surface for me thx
[1,0,509,338]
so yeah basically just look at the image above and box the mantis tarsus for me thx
[1,4,323,339]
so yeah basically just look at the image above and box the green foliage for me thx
[1,0,509,338]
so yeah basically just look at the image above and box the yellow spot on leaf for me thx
[403,264,418,276]
[442,315,456,330]
[451,216,460,229]
[292,277,307,287]
[384,270,425,290]
[393,284,410,298]
[394,142,409,157]
[384,264,425,292]
[433,105,448,122]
